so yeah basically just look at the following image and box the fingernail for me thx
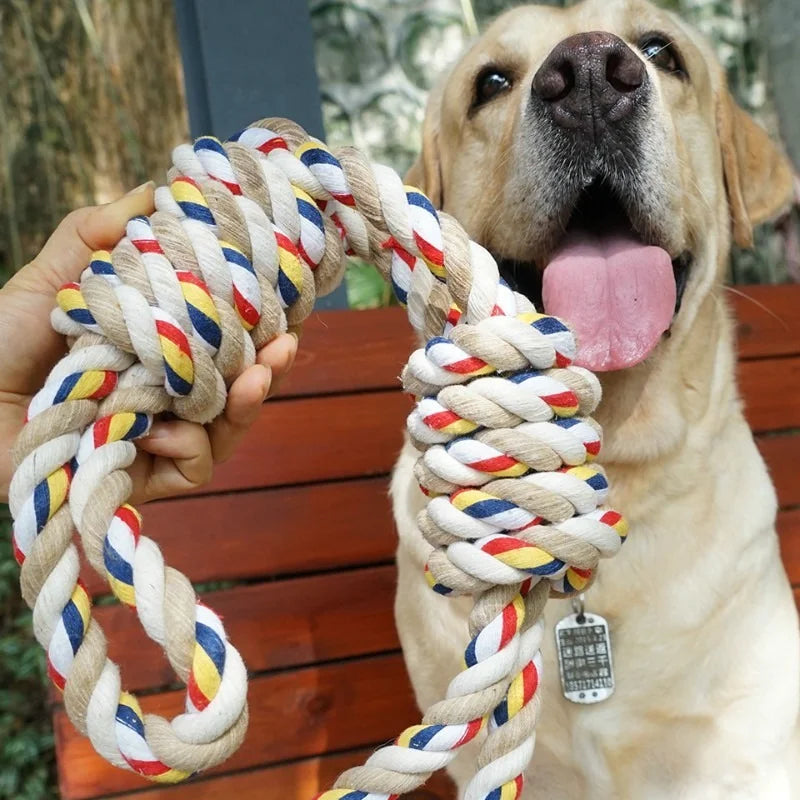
[145,423,169,439]
[125,180,155,197]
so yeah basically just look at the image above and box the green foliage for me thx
[345,258,396,309]
[0,508,57,800]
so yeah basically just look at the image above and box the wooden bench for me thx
[54,285,800,800]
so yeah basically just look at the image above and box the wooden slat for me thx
[280,308,413,398]
[270,286,800,400]
[55,653,418,800]
[195,326,799,500]
[156,305,800,502]
[758,433,800,509]
[108,748,454,800]
[87,510,800,696]
[82,477,396,596]
[91,566,398,692]
[730,284,800,361]
[739,357,800,433]
[779,508,800,586]
[158,360,797,500]
[77,404,796,607]
[193,390,409,496]
[276,287,800,400]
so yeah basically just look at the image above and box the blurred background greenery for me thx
[0,0,798,797]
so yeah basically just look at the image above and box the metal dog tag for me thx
[555,596,615,704]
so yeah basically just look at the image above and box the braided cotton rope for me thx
[9,118,626,797]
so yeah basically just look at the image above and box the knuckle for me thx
[63,206,97,229]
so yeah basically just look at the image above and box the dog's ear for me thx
[716,87,794,248]
[405,83,445,208]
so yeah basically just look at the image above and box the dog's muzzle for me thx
[506,34,686,373]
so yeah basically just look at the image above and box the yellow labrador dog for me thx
[391,0,800,796]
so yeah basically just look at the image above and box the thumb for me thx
[76,181,157,251]
[28,182,157,291]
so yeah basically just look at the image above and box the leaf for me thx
[345,258,393,309]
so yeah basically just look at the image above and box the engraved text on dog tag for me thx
[555,598,614,704]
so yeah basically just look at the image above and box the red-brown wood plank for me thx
[779,508,800,586]
[81,477,397,596]
[277,287,800,401]
[730,284,800,361]
[55,653,419,800]
[86,509,800,697]
[280,308,414,398]
[758,433,800,509]
[108,749,454,800]
[739,357,800,433]
[271,285,800,400]
[195,331,798,501]
[184,396,795,506]
[141,303,799,503]
[160,361,798,501]
[192,390,410,496]
[91,566,398,693]
[74,407,796,603]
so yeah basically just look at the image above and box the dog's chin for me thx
[493,180,692,373]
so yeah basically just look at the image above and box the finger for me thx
[133,419,214,500]
[29,183,157,291]
[76,182,156,251]
[207,364,271,463]
[255,332,298,397]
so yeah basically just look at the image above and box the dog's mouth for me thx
[496,180,692,372]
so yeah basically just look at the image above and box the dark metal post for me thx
[173,0,349,308]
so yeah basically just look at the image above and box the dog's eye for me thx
[638,35,687,79]
[474,69,512,108]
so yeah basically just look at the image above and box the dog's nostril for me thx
[532,32,649,135]
[534,58,575,103]
[606,50,645,93]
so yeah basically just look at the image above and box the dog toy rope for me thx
[9,118,626,797]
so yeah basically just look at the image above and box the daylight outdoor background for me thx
[0,1,798,797]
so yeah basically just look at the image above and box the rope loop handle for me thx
[10,118,626,797]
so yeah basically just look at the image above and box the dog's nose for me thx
[533,32,647,134]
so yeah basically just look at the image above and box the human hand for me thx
[0,184,298,502]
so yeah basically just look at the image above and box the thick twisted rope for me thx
[321,304,625,800]
[9,118,626,796]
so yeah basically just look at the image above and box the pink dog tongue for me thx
[542,232,676,372]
